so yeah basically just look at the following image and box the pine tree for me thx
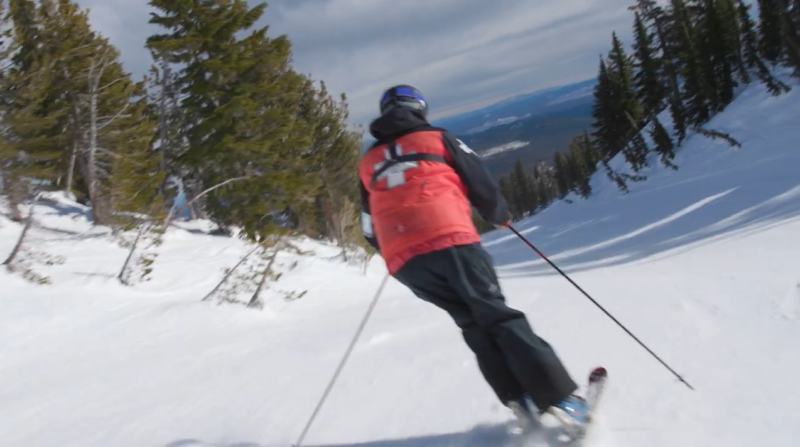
[569,139,592,198]
[580,131,600,173]
[4,0,141,224]
[299,80,364,254]
[0,1,68,217]
[498,175,519,219]
[532,175,547,211]
[737,0,790,94]
[81,43,155,222]
[649,116,678,169]
[608,32,645,125]
[109,90,167,286]
[4,0,245,227]
[147,0,316,240]
[608,32,650,171]
[510,158,534,216]
[554,152,572,198]
[104,79,164,218]
[0,59,64,220]
[720,0,752,85]
[780,1,800,74]
[632,12,668,117]
[630,0,690,142]
[698,0,738,109]
[7,0,40,72]
[591,54,643,168]
[146,59,185,212]
[41,0,101,200]
[534,160,559,206]
[757,0,786,64]
[591,58,618,161]
[671,0,715,126]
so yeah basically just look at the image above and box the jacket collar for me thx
[369,108,432,144]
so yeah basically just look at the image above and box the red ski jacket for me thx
[358,108,509,275]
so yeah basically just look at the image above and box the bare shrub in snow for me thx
[117,220,166,286]
[3,196,65,284]
[202,236,309,308]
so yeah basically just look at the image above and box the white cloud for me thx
[75,0,635,126]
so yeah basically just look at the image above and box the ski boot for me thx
[548,394,589,438]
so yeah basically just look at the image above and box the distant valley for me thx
[362,78,597,179]
[434,78,596,179]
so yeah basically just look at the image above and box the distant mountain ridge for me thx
[431,78,596,135]
[362,78,597,178]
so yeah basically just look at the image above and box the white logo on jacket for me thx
[456,139,477,155]
[373,144,419,189]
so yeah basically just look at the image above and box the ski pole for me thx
[295,273,391,447]
[505,224,694,391]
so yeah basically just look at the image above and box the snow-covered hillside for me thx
[2,77,799,447]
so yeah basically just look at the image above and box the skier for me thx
[358,85,588,426]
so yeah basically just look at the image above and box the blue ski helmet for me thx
[379,85,428,117]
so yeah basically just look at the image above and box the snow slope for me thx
[2,77,800,447]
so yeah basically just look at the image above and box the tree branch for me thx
[97,103,130,131]
[164,176,251,226]
[3,193,41,269]
[202,242,266,302]
[98,76,130,93]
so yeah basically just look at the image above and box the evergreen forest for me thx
[485,0,799,231]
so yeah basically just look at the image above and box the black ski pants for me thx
[393,243,577,411]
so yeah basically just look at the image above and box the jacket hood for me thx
[369,108,430,143]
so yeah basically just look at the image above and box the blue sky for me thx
[75,0,636,126]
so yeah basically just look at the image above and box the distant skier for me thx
[358,85,588,425]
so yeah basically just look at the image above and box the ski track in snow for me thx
[2,77,800,447]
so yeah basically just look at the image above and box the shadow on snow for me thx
[483,144,800,280]
[165,421,576,447]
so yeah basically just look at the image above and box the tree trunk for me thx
[62,66,94,212]
[188,200,198,220]
[158,60,171,204]
[159,62,170,175]
[65,138,78,197]
[87,60,101,224]
[1,180,24,222]
[9,203,23,223]
[81,54,114,225]
[118,223,147,285]
[202,242,265,302]
[3,194,40,269]
[248,241,282,308]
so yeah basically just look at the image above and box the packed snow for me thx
[480,141,531,159]
[2,77,800,447]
